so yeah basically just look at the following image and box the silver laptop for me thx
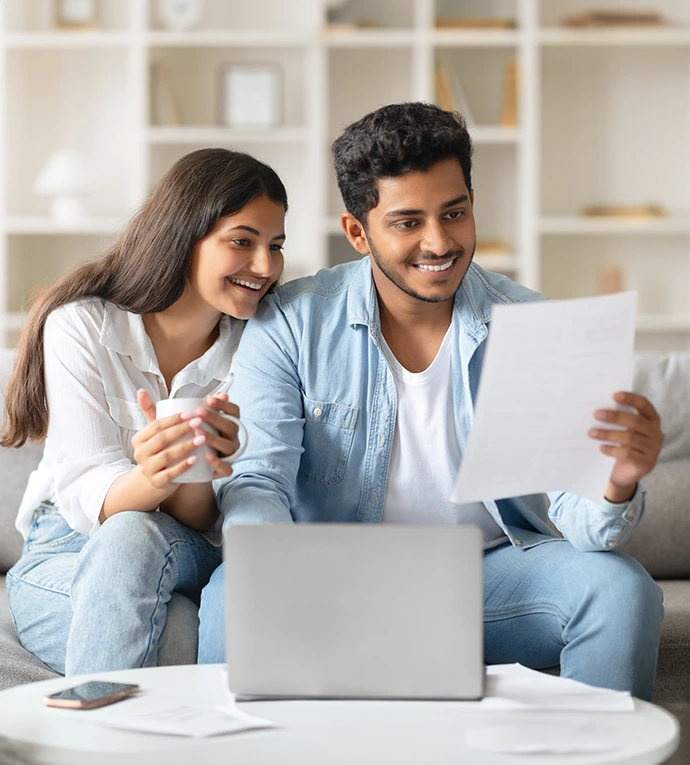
[224,524,484,700]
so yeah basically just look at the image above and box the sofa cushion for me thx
[0,349,44,573]
[620,460,690,579]
[633,352,690,462]
[0,576,58,691]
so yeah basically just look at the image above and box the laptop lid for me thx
[224,524,484,700]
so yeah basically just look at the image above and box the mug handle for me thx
[220,415,248,464]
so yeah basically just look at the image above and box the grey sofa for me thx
[1,352,689,746]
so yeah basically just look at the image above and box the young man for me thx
[200,103,664,700]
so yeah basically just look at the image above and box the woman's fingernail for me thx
[189,417,202,428]
[180,412,194,420]
[193,434,206,446]
[186,455,197,465]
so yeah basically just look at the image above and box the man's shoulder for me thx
[275,259,365,307]
[461,263,545,321]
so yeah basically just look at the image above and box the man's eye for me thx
[445,210,464,220]
[396,220,417,229]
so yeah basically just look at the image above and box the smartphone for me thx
[42,681,140,709]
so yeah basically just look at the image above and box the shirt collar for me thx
[99,302,237,388]
[346,257,489,341]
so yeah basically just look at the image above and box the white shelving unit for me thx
[1,0,689,353]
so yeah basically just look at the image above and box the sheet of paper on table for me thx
[481,663,635,712]
[84,703,278,738]
[452,292,637,504]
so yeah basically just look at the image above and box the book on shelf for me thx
[434,57,475,125]
[435,17,516,30]
[581,204,667,218]
[563,10,665,27]
[476,239,511,255]
[499,59,519,128]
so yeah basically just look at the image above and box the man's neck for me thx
[377,290,454,374]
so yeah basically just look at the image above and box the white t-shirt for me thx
[380,328,507,549]
[16,298,244,539]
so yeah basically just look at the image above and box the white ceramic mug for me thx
[155,397,248,483]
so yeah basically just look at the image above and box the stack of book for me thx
[563,10,665,27]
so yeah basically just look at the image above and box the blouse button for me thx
[125,415,133,425]
[313,406,323,418]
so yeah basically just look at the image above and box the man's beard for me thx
[367,235,475,304]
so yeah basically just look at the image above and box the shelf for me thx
[146,31,310,47]
[4,32,129,49]
[6,217,124,235]
[323,29,416,48]
[432,30,521,47]
[147,126,310,145]
[469,126,522,144]
[540,217,690,235]
[636,314,690,332]
[539,27,690,47]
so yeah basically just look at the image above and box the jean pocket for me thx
[26,505,85,553]
[298,394,357,487]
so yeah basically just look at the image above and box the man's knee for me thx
[579,551,664,629]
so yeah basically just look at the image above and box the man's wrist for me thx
[604,481,637,505]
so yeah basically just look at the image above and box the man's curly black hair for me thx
[331,102,473,227]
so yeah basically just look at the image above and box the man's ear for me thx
[341,212,371,256]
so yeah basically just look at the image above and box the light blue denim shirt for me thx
[217,257,644,552]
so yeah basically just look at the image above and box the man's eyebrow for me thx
[384,195,470,218]
[225,225,286,241]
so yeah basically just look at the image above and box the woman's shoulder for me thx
[44,297,109,340]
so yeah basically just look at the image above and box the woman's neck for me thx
[143,297,222,391]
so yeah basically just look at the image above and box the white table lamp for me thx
[34,149,92,225]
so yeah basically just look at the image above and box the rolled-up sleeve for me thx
[44,308,133,535]
[547,483,646,552]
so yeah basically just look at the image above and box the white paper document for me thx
[87,703,278,738]
[481,663,635,712]
[452,292,637,504]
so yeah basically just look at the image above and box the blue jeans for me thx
[198,538,663,701]
[7,504,222,676]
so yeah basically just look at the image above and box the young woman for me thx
[1,148,287,676]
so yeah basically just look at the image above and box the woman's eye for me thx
[232,239,250,247]
[270,244,284,252]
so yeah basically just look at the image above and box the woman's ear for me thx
[340,213,371,256]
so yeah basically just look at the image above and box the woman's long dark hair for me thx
[1,148,287,447]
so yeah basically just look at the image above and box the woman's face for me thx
[188,195,286,320]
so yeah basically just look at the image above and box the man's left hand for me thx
[589,392,664,504]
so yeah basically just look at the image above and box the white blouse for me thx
[16,298,244,539]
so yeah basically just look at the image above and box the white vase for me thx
[156,0,203,32]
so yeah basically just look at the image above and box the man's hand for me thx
[589,392,664,504]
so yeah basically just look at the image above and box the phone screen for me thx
[47,681,138,702]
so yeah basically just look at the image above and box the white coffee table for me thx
[0,664,679,765]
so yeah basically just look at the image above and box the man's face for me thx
[356,158,476,306]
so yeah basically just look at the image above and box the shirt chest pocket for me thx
[106,396,148,433]
[298,394,358,487]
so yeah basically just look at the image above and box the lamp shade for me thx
[34,150,92,195]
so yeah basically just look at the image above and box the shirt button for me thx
[607,541,616,548]
[313,407,323,418]
[514,539,522,547]
[55,456,63,464]
[624,508,635,521]
[125,415,133,425]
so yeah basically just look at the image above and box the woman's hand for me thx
[131,389,207,491]
[196,393,242,479]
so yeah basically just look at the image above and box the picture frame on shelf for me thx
[219,64,283,130]
[55,0,98,30]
